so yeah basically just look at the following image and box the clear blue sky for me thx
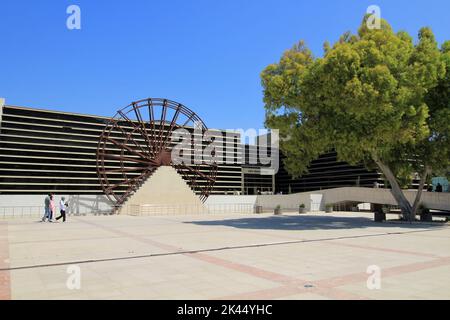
[0,0,449,130]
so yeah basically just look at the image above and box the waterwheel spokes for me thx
[177,163,215,182]
[96,98,217,207]
[132,103,154,157]
[111,121,150,158]
[117,110,153,157]
[105,137,150,160]
[161,106,181,151]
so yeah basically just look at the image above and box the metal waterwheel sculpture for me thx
[96,98,217,207]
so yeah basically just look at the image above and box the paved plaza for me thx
[0,212,449,300]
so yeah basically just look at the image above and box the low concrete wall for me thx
[1,187,448,218]
[256,194,315,211]
[206,195,258,206]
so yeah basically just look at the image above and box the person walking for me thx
[49,194,55,222]
[436,183,443,193]
[56,197,67,222]
[41,194,51,222]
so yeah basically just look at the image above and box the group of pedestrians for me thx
[41,194,68,222]
[427,183,445,192]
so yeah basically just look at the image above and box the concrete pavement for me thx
[0,212,449,300]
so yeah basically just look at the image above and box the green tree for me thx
[261,16,448,220]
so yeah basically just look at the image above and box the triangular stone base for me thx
[119,166,207,215]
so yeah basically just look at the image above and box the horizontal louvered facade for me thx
[0,104,243,197]
[275,152,383,194]
[242,144,275,195]
[0,102,390,202]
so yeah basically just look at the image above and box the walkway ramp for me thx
[255,187,450,211]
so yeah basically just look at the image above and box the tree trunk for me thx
[373,156,413,220]
[411,166,432,220]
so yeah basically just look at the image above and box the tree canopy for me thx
[261,16,449,219]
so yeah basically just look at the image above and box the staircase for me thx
[119,172,154,209]
[116,166,206,215]
[110,171,154,215]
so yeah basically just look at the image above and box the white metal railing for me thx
[0,203,255,218]
[0,206,44,219]
[0,206,113,219]
[128,203,255,216]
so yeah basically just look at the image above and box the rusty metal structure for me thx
[96,98,217,207]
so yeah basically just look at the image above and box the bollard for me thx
[255,205,263,214]
[374,210,386,222]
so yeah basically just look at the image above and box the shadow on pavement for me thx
[186,214,444,231]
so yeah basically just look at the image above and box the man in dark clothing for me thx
[41,194,51,222]
[436,183,443,193]
[56,197,67,222]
